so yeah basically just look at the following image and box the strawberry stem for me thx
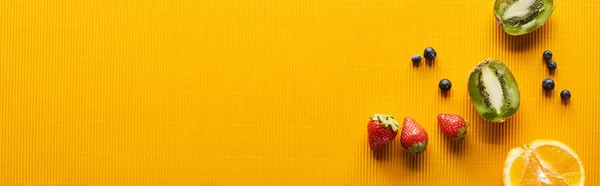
[407,142,427,154]
[453,121,469,140]
[370,114,399,132]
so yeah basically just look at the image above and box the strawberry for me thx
[437,113,469,140]
[367,114,399,151]
[400,117,428,154]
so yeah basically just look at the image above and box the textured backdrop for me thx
[1,0,599,185]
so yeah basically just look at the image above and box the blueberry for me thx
[543,50,552,61]
[439,79,452,91]
[542,78,555,91]
[546,60,557,71]
[560,90,571,100]
[411,54,422,65]
[424,47,437,60]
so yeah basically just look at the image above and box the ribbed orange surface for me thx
[1,0,599,185]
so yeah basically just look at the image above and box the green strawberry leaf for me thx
[407,142,427,154]
[371,114,399,132]
[453,122,469,140]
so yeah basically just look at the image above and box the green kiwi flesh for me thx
[468,59,520,122]
[494,0,554,35]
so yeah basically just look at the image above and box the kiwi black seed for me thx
[468,59,520,122]
[494,0,554,35]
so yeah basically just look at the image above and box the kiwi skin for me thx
[468,58,520,123]
[494,0,554,36]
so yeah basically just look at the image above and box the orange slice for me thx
[504,139,585,186]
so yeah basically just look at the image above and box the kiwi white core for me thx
[522,19,537,30]
[482,67,504,114]
[502,0,536,20]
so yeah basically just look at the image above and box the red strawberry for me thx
[400,117,428,154]
[437,113,469,140]
[367,114,399,151]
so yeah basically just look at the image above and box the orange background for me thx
[1,0,599,185]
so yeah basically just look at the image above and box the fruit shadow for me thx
[496,20,553,52]
[471,107,518,144]
[440,89,450,98]
[372,143,425,171]
[544,89,553,98]
[403,152,425,171]
[372,143,397,160]
[373,143,426,183]
[426,59,436,67]
[444,136,466,155]
[371,144,399,183]
[412,62,420,68]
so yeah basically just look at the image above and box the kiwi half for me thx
[468,59,520,122]
[494,0,554,36]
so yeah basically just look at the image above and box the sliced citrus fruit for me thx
[504,139,585,186]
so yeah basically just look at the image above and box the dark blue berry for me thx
[543,50,552,61]
[424,47,437,60]
[411,54,422,65]
[439,79,452,91]
[547,60,557,71]
[542,78,555,91]
[560,90,571,100]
